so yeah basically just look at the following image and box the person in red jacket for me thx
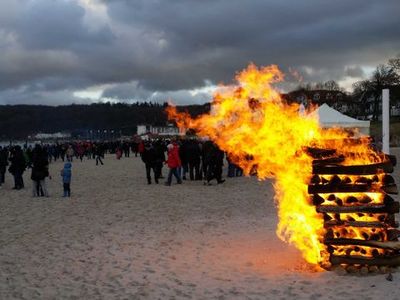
[165,142,182,186]
[138,141,145,157]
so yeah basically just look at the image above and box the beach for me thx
[1,150,400,300]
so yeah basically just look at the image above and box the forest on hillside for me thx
[0,102,211,140]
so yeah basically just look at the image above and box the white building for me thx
[33,132,71,140]
[136,124,184,136]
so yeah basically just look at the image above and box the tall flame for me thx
[166,64,382,265]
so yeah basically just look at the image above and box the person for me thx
[123,142,130,157]
[0,146,8,188]
[165,142,182,186]
[202,141,214,184]
[141,141,158,184]
[205,143,225,185]
[179,139,189,180]
[116,147,122,160]
[8,146,26,190]
[66,145,74,162]
[31,145,50,197]
[95,144,104,165]
[138,140,145,157]
[132,141,139,157]
[76,143,84,162]
[187,139,201,180]
[153,140,166,180]
[61,162,72,197]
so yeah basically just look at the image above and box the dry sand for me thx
[1,149,400,299]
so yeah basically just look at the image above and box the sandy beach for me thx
[1,150,400,299]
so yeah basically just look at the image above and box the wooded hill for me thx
[0,102,211,140]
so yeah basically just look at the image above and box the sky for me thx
[0,0,399,105]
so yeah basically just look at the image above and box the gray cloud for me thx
[345,66,365,78]
[0,0,399,105]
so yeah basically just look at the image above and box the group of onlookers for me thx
[0,138,243,197]
[139,138,243,186]
[0,144,72,197]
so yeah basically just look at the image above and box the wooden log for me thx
[308,183,398,195]
[312,156,345,165]
[313,194,395,206]
[305,147,336,158]
[325,238,400,250]
[316,202,400,214]
[312,160,394,175]
[324,220,399,228]
[330,254,400,266]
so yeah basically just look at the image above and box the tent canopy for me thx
[310,103,370,135]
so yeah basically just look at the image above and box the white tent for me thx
[310,103,370,136]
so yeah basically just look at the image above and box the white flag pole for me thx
[382,89,390,154]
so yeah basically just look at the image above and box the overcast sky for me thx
[0,0,399,105]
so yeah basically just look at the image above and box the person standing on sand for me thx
[153,140,166,180]
[0,146,8,188]
[187,139,202,181]
[141,141,158,184]
[205,143,225,185]
[116,147,122,160]
[66,145,74,162]
[8,146,26,190]
[165,142,182,186]
[138,140,145,157]
[179,139,189,180]
[61,162,72,197]
[31,145,50,197]
[95,144,104,165]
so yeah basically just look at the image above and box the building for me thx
[136,124,184,136]
[32,132,71,140]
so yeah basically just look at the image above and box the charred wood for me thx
[308,183,398,195]
[330,254,400,266]
[305,147,336,159]
[324,220,399,228]
[312,156,345,165]
[325,238,400,250]
[316,202,400,214]
[312,160,394,175]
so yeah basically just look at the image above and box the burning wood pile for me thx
[167,63,400,272]
[308,145,399,272]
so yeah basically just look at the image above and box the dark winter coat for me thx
[141,145,157,165]
[0,148,8,168]
[8,147,26,175]
[31,148,49,181]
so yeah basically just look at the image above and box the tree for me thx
[352,56,400,120]
[388,55,400,72]
[323,80,341,91]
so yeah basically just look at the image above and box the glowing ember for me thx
[166,64,387,266]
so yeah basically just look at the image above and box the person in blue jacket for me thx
[60,162,72,197]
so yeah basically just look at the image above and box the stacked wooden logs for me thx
[307,147,399,271]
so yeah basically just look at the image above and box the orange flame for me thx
[166,64,383,266]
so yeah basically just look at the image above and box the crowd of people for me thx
[140,139,242,186]
[0,138,243,197]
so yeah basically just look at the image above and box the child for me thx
[60,162,72,197]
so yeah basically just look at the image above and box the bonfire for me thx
[166,64,398,272]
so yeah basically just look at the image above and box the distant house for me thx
[137,124,184,136]
[358,86,400,119]
[32,132,71,140]
[284,90,359,116]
